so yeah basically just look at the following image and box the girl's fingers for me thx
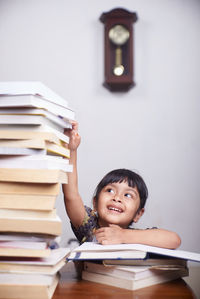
[95,227,105,234]
[70,120,78,131]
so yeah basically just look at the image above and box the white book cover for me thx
[0,124,69,144]
[0,81,68,108]
[0,240,51,258]
[0,147,46,155]
[0,272,55,285]
[0,94,75,120]
[0,248,70,266]
[0,241,48,250]
[69,242,200,263]
[0,107,72,127]
[0,155,72,172]
[68,250,146,260]
[0,114,65,131]
[0,234,55,243]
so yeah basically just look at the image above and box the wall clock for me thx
[100,8,138,92]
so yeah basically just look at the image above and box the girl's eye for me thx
[107,188,114,193]
[124,193,132,198]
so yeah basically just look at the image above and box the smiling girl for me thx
[62,122,181,249]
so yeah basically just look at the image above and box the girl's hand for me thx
[95,224,124,245]
[64,121,81,151]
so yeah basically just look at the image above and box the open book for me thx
[67,242,200,263]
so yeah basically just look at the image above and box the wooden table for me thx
[53,263,197,299]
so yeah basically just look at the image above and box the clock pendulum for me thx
[108,24,130,76]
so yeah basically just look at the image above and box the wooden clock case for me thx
[100,8,138,92]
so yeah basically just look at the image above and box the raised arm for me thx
[62,121,86,228]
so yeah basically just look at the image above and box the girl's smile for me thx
[107,205,123,213]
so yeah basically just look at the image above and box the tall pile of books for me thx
[0,82,73,299]
[67,242,200,291]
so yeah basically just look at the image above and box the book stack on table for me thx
[68,242,200,291]
[0,82,73,298]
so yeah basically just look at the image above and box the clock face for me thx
[108,24,130,46]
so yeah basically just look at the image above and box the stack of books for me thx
[0,81,74,298]
[68,242,200,291]
[0,241,70,299]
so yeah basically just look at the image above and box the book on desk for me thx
[82,263,189,291]
[68,242,200,291]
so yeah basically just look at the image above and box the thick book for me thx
[0,208,62,236]
[0,168,68,183]
[0,114,67,132]
[0,193,57,211]
[0,81,68,108]
[0,107,73,127]
[0,81,69,108]
[0,179,59,210]
[0,247,70,274]
[0,129,67,145]
[0,147,46,155]
[83,261,188,280]
[0,94,74,120]
[0,155,72,172]
[68,242,200,263]
[0,208,59,219]
[0,141,70,158]
[0,233,56,243]
[45,141,70,158]
[0,138,46,149]
[0,233,57,248]
[0,181,60,196]
[82,267,188,291]
[0,241,50,258]
[103,256,188,268]
[0,124,69,144]
[0,272,59,299]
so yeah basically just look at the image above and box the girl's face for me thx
[93,181,144,228]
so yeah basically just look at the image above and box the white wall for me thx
[0,0,199,252]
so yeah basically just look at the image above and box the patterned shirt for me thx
[71,205,144,244]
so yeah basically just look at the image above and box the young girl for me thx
[63,122,181,249]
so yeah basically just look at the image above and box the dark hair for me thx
[93,169,148,210]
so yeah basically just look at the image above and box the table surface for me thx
[53,262,198,299]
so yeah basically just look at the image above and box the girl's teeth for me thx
[109,207,121,212]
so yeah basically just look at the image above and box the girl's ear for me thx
[133,208,145,223]
[93,197,97,211]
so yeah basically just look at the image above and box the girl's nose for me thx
[113,196,121,203]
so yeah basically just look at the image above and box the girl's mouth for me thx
[107,205,123,213]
